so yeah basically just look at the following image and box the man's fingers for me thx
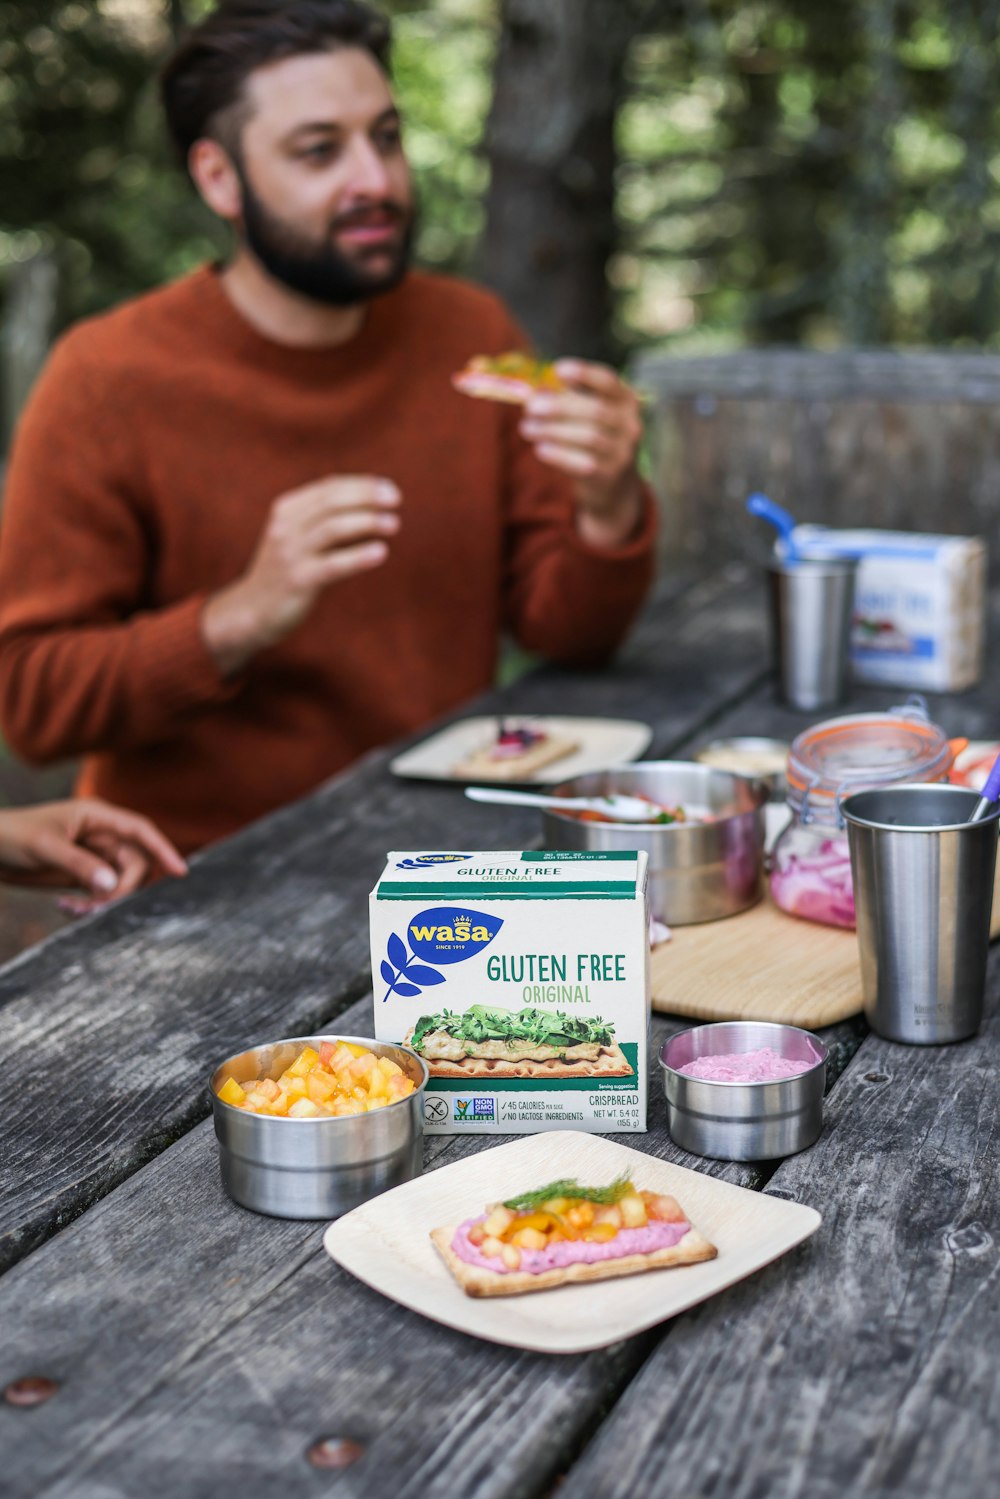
[524,388,622,428]
[279,476,401,525]
[552,358,628,397]
[304,540,391,587]
[520,418,620,461]
[533,443,601,478]
[305,506,401,552]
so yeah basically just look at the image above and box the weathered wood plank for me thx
[0,571,772,1272]
[0,995,862,1499]
[555,959,1000,1499]
[634,350,1000,573]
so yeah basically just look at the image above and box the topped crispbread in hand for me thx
[452,351,566,406]
[431,1174,717,1297]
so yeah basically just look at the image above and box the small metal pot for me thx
[694,737,789,802]
[210,1035,428,1220]
[660,1021,827,1160]
[541,762,767,925]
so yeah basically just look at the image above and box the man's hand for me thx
[0,799,188,907]
[519,359,645,549]
[202,476,401,676]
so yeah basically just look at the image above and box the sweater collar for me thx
[188,262,409,374]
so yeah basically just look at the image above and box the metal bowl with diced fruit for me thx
[210,1034,428,1219]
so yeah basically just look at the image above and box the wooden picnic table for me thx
[1,563,997,1499]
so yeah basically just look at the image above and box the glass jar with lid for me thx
[770,701,958,928]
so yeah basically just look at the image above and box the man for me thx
[0,0,655,854]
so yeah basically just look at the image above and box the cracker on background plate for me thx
[452,734,579,782]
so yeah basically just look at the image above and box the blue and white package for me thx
[371,851,649,1134]
[792,527,986,691]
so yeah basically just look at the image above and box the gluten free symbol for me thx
[424,1096,448,1123]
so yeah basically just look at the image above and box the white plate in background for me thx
[389,715,652,785]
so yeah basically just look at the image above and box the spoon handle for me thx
[464,786,569,811]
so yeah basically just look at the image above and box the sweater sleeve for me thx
[0,338,240,764]
[495,323,658,667]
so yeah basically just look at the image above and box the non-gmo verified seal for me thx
[453,1096,496,1123]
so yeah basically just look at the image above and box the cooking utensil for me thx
[660,1021,827,1160]
[540,763,767,925]
[464,785,676,822]
[210,1035,427,1219]
[694,737,789,800]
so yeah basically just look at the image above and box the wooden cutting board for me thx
[651,881,1000,1029]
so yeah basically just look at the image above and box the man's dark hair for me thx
[160,0,392,166]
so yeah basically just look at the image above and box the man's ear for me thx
[189,138,243,222]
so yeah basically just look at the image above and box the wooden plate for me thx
[323,1131,821,1353]
[388,715,652,785]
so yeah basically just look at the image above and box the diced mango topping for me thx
[216,1041,416,1118]
[217,1077,246,1106]
[474,1184,685,1269]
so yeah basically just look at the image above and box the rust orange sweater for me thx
[0,268,656,852]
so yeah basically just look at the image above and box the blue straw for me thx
[746,492,799,562]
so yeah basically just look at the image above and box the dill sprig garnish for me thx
[503,1174,633,1212]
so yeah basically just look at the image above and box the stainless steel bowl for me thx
[660,1021,827,1160]
[694,737,789,801]
[210,1034,428,1219]
[541,762,767,925]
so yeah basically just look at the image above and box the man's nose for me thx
[344,135,394,198]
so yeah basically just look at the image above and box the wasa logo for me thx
[379,905,503,1002]
[395,854,472,870]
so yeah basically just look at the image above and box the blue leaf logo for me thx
[380,933,447,1002]
[395,854,472,869]
[380,906,503,1002]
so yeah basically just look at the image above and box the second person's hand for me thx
[202,475,401,676]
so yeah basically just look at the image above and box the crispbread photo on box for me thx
[370,851,650,1134]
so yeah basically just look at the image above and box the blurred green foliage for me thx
[3,0,1000,359]
[615,0,1000,351]
[0,0,494,328]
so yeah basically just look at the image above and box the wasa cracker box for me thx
[793,526,987,691]
[371,850,649,1135]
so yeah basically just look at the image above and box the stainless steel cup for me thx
[660,1021,827,1160]
[767,556,858,710]
[841,785,1000,1045]
[210,1035,428,1219]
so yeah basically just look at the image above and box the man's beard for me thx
[236,169,414,307]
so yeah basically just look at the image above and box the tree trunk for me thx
[477,0,648,364]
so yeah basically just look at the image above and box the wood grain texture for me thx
[634,350,1000,574]
[0,1005,864,1499]
[0,571,773,1274]
[652,895,863,1026]
[0,1001,789,1499]
[654,887,1000,1027]
[557,954,1000,1499]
